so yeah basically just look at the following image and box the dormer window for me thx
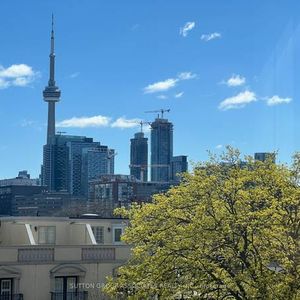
[113,226,125,244]
[91,226,104,244]
[38,226,56,244]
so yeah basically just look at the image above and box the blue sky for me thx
[0,0,299,178]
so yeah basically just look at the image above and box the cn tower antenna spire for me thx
[51,14,54,49]
[43,14,61,144]
[49,13,56,86]
[52,13,54,31]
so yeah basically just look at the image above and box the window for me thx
[0,278,12,297]
[38,226,56,244]
[54,276,77,300]
[91,226,104,244]
[113,226,124,244]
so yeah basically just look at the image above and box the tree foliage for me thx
[104,147,300,299]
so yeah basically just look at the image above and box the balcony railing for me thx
[0,245,129,264]
[0,294,23,300]
[82,247,115,261]
[18,248,54,262]
[50,291,88,300]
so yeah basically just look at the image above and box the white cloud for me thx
[180,22,195,37]
[0,78,10,89]
[144,78,178,94]
[111,117,141,129]
[175,92,184,98]
[144,71,196,94]
[56,115,153,130]
[57,115,111,128]
[266,95,292,106]
[13,77,32,87]
[70,72,80,79]
[178,72,197,80]
[0,64,38,89]
[0,64,34,78]
[219,90,257,111]
[157,95,168,99]
[201,32,221,42]
[216,144,223,149]
[226,74,246,87]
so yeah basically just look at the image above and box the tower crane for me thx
[145,108,170,119]
[137,120,152,133]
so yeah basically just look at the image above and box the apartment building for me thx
[0,216,130,300]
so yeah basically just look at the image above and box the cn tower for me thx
[43,14,61,144]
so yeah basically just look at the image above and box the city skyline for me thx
[0,0,299,179]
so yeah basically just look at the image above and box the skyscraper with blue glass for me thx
[150,118,173,182]
[130,132,148,182]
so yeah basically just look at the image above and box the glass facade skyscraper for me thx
[171,155,188,182]
[42,135,115,196]
[130,132,148,182]
[42,138,69,192]
[81,146,115,196]
[150,118,173,182]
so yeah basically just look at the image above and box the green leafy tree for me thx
[104,147,300,299]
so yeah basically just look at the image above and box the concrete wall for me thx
[0,222,30,246]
